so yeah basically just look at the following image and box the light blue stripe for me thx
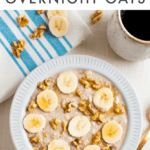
[0,39,27,77]
[44,12,72,49]
[14,10,53,59]
[4,10,45,63]
[25,10,68,56]
[62,37,72,49]
[0,17,37,72]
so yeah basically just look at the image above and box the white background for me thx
[0,0,149,10]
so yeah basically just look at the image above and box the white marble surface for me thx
[0,10,150,150]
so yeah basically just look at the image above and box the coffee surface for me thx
[121,10,150,41]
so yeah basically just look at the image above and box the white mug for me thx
[107,10,150,61]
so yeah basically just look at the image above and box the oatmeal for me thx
[23,70,128,150]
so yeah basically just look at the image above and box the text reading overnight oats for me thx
[23,70,128,150]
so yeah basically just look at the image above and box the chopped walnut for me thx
[49,118,61,130]
[41,148,47,150]
[91,112,106,123]
[37,10,45,14]
[92,131,101,145]
[79,77,100,90]
[12,39,26,58]
[43,132,48,137]
[18,15,29,27]
[30,25,46,40]
[38,79,49,90]
[72,139,82,148]
[62,102,76,113]
[78,100,95,116]
[28,101,37,110]
[114,104,125,115]
[30,137,41,143]
[62,121,67,131]
[76,90,82,98]
[101,145,111,150]
[92,10,103,24]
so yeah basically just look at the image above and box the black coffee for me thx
[121,10,150,41]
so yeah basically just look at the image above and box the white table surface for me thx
[0,10,150,150]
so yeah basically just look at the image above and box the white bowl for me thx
[10,55,142,150]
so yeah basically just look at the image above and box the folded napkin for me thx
[0,10,92,103]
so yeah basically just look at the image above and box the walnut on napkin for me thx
[91,10,103,24]
[18,15,29,27]
[37,10,45,15]
[12,39,26,58]
[30,25,46,40]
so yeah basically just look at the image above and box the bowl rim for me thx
[10,55,142,150]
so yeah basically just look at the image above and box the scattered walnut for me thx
[38,79,49,90]
[43,132,48,137]
[76,90,82,98]
[62,102,76,113]
[37,10,45,14]
[92,131,101,145]
[30,25,46,39]
[30,137,41,143]
[28,101,37,110]
[91,112,106,123]
[79,77,100,90]
[92,10,103,24]
[62,121,67,131]
[41,148,47,150]
[78,100,95,116]
[101,145,111,150]
[114,104,125,115]
[12,39,26,58]
[49,118,61,130]
[18,15,29,27]
[72,139,82,148]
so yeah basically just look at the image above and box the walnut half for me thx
[30,137,41,143]
[37,10,45,14]
[92,10,103,24]
[18,15,29,27]
[38,79,49,90]
[49,118,61,130]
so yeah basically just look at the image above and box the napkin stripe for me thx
[0,39,27,77]
[0,17,37,72]
[4,10,45,63]
[25,10,68,56]
[14,10,53,59]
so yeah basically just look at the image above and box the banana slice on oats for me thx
[68,115,91,137]
[48,139,70,150]
[23,114,46,133]
[37,90,58,112]
[57,71,78,94]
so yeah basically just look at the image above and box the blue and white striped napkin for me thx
[0,10,92,103]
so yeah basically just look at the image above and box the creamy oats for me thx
[24,70,128,150]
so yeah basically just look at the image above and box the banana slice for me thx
[57,71,78,94]
[93,88,113,112]
[23,114,46,133]
[37,90,58,112]
[48,139,70,150]
[83,145,100,150]
[102,121,122,144]
[49,16,69,38]
[47,10,67,20]
[68,115,91,137]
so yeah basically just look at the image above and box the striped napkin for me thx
[0,10,92,103]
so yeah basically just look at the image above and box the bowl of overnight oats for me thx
[10,55,142,150]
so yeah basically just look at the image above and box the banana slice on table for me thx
[49,16,69,38]
[37,90,58,112]
[23,114,46,133]
[57,71,78,94]
[93,88,113,112]
[47,10,67,20]
[83,145,100,150]
[102,121,122,144]
[48,139,70,150]
[68,115,91,137]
